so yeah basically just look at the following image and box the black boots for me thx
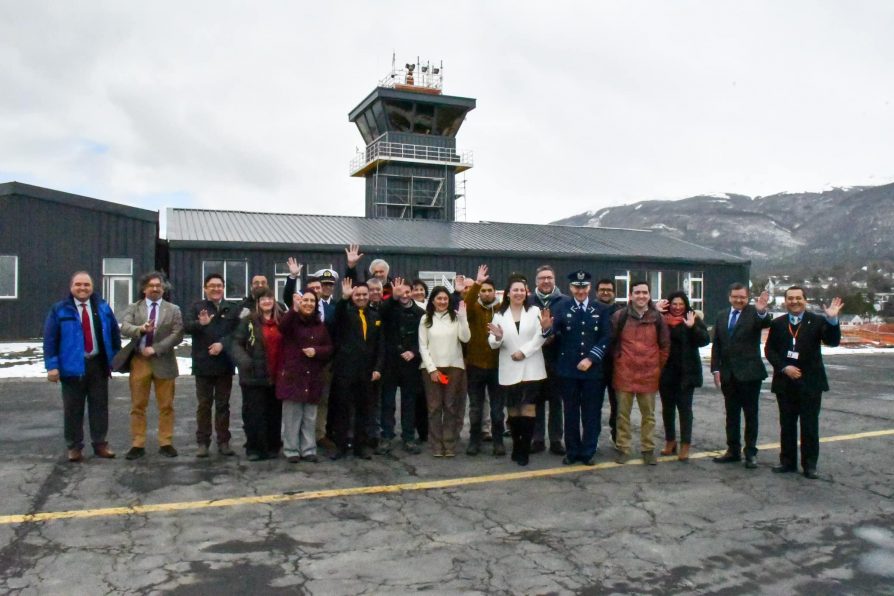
[509,416,535,466]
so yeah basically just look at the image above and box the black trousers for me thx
[534,369,563,444]
[61,357,110,449]
[467,365,504,443]
[330,374,375,451]
[659,382,695,444]
[241,384,282,456]
[720,377,762,457]
[775,387,822,471]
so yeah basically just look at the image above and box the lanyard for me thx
[787,322,800,349]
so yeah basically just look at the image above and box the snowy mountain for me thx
[551,183,894,272]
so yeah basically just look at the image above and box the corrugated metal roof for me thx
[166,208,746,264]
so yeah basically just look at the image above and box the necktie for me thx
[728,309,740,333]
[789,315,801,326]
[80,303,94,353]
[358,308,367,340]
[146,302,158,347]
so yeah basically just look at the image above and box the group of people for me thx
[43,248,842,480]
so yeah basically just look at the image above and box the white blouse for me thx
[418,311,471,372]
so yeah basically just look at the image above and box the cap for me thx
[312,269,338,284]
[567,269,592,287]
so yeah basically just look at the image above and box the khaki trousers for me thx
[615,390,656,454]
[129,354,176,448]
[422,366,467,454]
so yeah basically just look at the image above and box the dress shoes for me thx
[286,455,301,464]
[582,456,597,466]
[303,454,319,463]
[93,445,115,459]
[660,441,677,456]
[218,442,235,456]
[643,451,658,466]
[562,455,576,465]
[803,469,819,480]
[67,448,83,462]
[125,447,145,460]
[492,443,506,457]
[158,445,179,458]
[678,443,691,462]
[771,465,797,473]
[549,442,566,456]
[712,451,742,464]
[530,440,546,454]
[195,444,210,458]
[744,455,758,469]
[614,452,627,465]
[354,447,372,460]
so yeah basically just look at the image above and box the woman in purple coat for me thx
[278,291,333,463]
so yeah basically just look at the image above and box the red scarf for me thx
[663,312,686,327]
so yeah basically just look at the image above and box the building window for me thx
[418,270,456,293]
[102,257,133,314]
[683,272,704,312]
[202,260,248,300]
[273,262,299,302]
[0,256,18,299]
[614,271,630,304]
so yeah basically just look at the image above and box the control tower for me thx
[348,58,476,221]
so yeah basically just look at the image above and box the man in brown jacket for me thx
[464,265,504,456]
[611,280,670,465]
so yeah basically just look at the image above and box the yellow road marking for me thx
[1,428,891,526]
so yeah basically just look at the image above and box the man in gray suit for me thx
[119,271,185,460]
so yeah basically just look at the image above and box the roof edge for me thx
[0,181,158,223]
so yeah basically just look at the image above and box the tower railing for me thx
[350,140,473,175]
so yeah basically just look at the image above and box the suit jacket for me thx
[549,299,611,380]
[330,298,385,380]
[765,311,841,394]
[710,304,771,383]
[119,299,185,379]
[488,306,547,385]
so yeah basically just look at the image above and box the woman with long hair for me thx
[659,290,710,461]
[230,289,285,461]
[277,290,333,463]
[488,277,547,465]
[418,285,470,457]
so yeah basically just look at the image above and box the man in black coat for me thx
[329,278,385,459]
[710,283,771,469]
[765,287,842,479]
[376,277,425,454]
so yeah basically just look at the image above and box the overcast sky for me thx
[1,1,892,228]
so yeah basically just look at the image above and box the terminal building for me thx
[0,60,748,340]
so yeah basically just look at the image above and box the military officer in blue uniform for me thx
[541,270,611,465]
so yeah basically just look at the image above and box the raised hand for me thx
[197,309,212,326]
[487,322,503,341]
[655,298,669,313]
[345,244,363,268]
[755,290,770,312]
[287,257,302,277]
[341,278,354,300]
[476,264,488,284]
[457,301,467,317]
[540,307,553,332]
[824,297,843,319]
[392,276,405,291]
[684,311,696,328]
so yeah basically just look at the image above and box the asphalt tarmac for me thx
[0,354,892,595]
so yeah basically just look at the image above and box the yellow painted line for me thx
[1,428,892,526]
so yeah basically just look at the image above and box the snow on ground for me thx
[1,341,889,379]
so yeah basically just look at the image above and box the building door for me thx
[106,277,133,315]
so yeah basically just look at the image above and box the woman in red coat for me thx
[278,291,333,463]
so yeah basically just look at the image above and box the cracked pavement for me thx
[0,354,892,594]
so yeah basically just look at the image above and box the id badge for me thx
[786,350,800,360]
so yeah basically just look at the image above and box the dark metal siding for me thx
[166,245,748,318]
[0,193,157,339]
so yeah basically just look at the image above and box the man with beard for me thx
[239,274,285,317]
[527,265,570,455]
[595,278,624,447]
[464,264,504,456]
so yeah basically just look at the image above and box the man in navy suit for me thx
[710,283,771,469]
[765,287,842,479]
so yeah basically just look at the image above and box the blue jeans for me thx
[560,377,605,462]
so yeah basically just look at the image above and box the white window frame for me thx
[201,259,248,300]
[648,271,663,300]
[0,255,18,299]
[102,257,133,276]
[683,271,704,312]
[614,270,630,304]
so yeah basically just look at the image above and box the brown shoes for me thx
[67,448,83,462]
[94,445,116,459]
[678,443,690,461]
[660,441,677,456]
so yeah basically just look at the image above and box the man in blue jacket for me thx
[542,270,611,466]
[43,271,121,462]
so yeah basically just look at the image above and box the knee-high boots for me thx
[509,416,535,466]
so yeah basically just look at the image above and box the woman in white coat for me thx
[488,277,547,465]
